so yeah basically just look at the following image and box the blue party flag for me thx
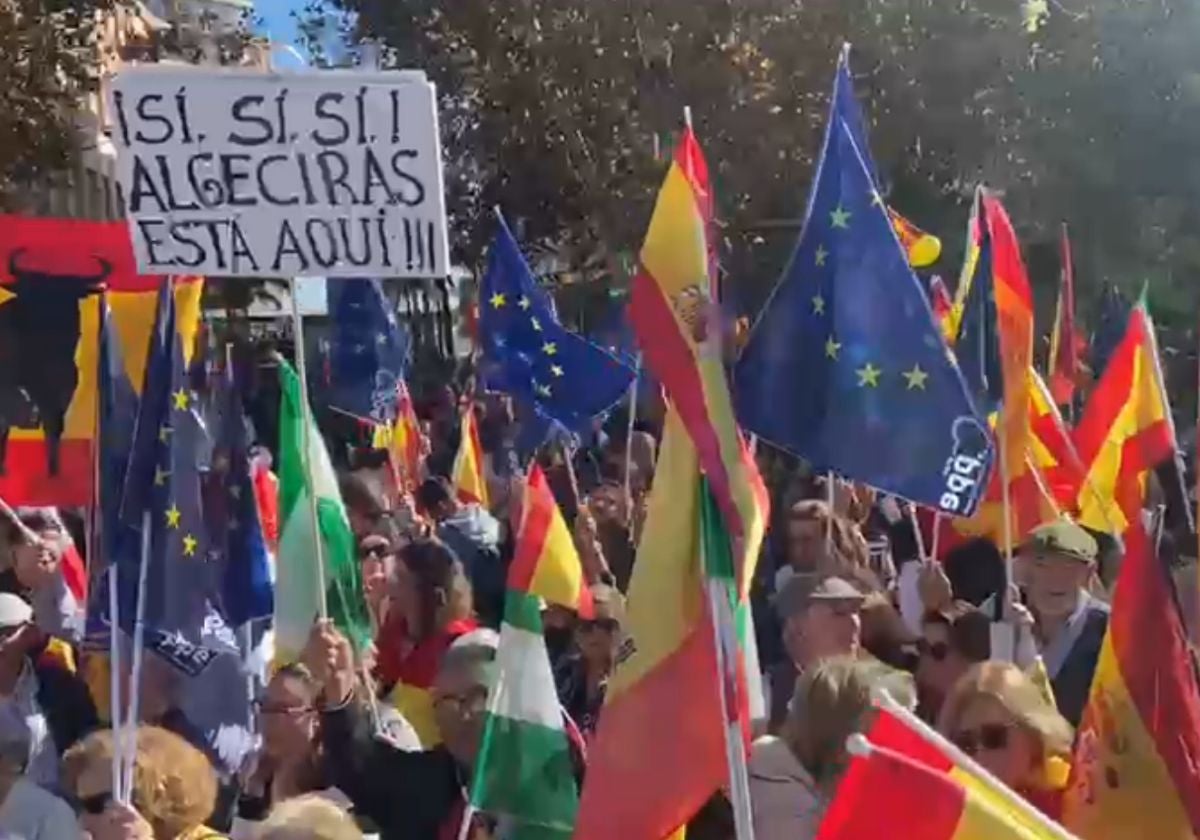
[204,370,274,628]
[480,218,635,439]
[326,277,409,423]
[954,189,1005,418]
[734,49,995,516]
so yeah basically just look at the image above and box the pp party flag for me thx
[479,217,634,436]
[510,466,593,617]
[203,370,274,628]
[575,407,764,840]
[735,50,994,517]
[326,277,409,424]
[1048,224,1084,407]
[468,469,587,836]
[631,118,767,596]
[1089,285,1131,385]
[1063,523,1200,837]
[1072,299,1176,535]
[275,356,372,663]
[452,406,489,507]
[0,215,201,505]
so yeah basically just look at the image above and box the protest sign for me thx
[108,68,449,279]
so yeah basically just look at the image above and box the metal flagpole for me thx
[289,277,328,619]
[122,509,153,802]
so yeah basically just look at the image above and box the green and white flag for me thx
[469,590,577,838]
[275,358,371,663]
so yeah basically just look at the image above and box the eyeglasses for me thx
[917,639,949,662]
[433,686,489,714]
[951,723,1011,755]
[579,618,620,634]
[70,792,113,815]
[358,544,391,561]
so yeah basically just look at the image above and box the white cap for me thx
[0,594,33,629]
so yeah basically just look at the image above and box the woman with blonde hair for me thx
[748,656,915,840]
[255,795,362,840]
[937,661,1074,818]
[62,725,225,839]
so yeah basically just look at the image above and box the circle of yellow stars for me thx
[488,287,562,399]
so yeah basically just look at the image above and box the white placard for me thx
[108,67,449,279]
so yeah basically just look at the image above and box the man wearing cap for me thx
[1018,520,1109,726]
[766,573,865,733]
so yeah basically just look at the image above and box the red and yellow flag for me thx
[1048,223,1084,407]
[890,206,943,268]
[1028,368,1086,511]
[1072,302,1174,534]
[1063,522,1200,836]
[629,127,767,595]
[451,405,489,507]
[929,275,955,342]
[0,216,202,505]
[575,407,764,840]
[509,465,592,617]
[373,380,425,495]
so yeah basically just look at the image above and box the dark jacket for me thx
[32,651,99,757]
[321,697,463,840]
[1049,604,1109,727]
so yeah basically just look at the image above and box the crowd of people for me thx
[0,381,1183,840]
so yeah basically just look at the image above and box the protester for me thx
[554,584,625,737]
[373,539,479,747]
[0,592,97,787]
[1,507,84,643]
[581,481,636,591]
[749,656,915,840]
[62,725,227,839]
[773,500,878,595]
[1016,521,1109,726]
[915,600,991,723]
[415,477,505,626]
[766,574,865,733]
[256,795,364,840]
[0,705,77,837]
[937,661,1074,817]
[338,475,387,540]
[356,525,399,633]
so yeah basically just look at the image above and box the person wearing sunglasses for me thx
[0,704,77,838]
[937,661,1074,818]
[356,525,399,633]
[915,600,991,723]
[553,584,625,738]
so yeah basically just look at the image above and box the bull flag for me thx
[275,357,371,663]
[1048,224,1083,407]
[1072,300,1175,534]
[452,406,489,507]
[575,407,765,839]
[1063,523,1200,836]
[629,121,766,593]
[735,50,993,516]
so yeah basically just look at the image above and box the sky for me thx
[253,0,350,69]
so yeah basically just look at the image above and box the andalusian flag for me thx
[575,408,765,839]
[275,358,371,662]
[1063,523,1200,836]
[468,467,583,835]
[629,126,767,594]
[820,708,1077,839]
[452,405,489,506]
[1072,300,1175,534]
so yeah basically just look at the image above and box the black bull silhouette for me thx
[0,249,108,476]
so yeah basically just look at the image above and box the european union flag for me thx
[480,218,635,441]
[327,277,409,423]
[734,49,994,516]
[120,278,235,676]
[204,371,274,628]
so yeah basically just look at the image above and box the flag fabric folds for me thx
[929,275,955,341]
[452,407,490,507]
[509,465,593,617]
[275,357,371,663]
[735,50,993,517]
[1063,524,1200,836]
[479,218,634,437]
[204,371,274,628]
[326,277,409,424]
[372,379,424,495]
[1072,301,1175,534]
[890,207,943,268]
[1048,225,1083,407]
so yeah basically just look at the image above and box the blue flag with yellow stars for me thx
[204,369,274,628]
[119,278,235,676]
[734,51,995,516]
[327,277,410,424]
[479,217,635,442]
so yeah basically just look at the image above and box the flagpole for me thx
[929,511,942,563]
[623,354,641,536]
[825,470,836,553]
[289,277,328,619]
[997,418,1018,661]
[122,508,153,803]
[907,503,928,563]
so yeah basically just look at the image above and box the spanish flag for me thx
[629,126,766,594]
[1062,523,1200,836]
[1048,223,1084,407]
[1072,300,1175,534]
[575,407,764,840]
[510,465,592,617]
[373,379,424,494]
[890,206,943,268]
[1027,368,1086,512]
[451,405,489,507]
